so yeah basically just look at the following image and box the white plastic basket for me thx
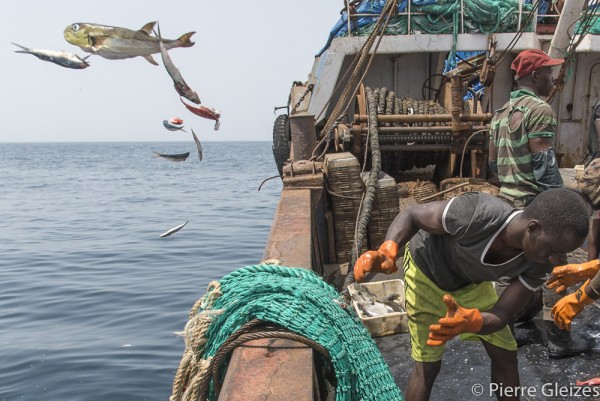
[348,279,408,337]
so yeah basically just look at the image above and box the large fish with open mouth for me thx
[63,21,195,65]
[12,42,90,69]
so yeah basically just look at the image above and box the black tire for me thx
[272,114,290,177]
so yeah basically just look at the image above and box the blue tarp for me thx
[317,0,557,56]
[316,0,407,56]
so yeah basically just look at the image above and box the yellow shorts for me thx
[403,245,517,362]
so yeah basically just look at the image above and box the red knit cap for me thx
[511,49,564,80]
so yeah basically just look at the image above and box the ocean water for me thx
[0,142,282,401]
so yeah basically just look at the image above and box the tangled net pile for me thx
[340,0,532,36]
[170,264,404,401]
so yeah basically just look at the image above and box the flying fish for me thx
[12,42,90,69]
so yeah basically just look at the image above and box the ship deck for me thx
[327,249,600,401]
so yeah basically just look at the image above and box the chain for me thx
[290,84,314,115]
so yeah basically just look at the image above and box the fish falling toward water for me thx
[63,21,194,65]
[152,151,190,162]
[163,119,187,132]
[181,97,220,130]
[191,129,203,161]
[12,42,90,69]
[156,22,200,104]
[159,221,189,238]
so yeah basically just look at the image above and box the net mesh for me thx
[194,264,405,401]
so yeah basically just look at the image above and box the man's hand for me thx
[547,260,600,293]
[353,240,399,282]
[427,294,483,346]
[552,280,595,330]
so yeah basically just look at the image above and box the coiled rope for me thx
[170,264,404,401]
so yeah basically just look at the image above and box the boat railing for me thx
[342,0,565,36]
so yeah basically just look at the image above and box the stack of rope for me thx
[170,264,404,401]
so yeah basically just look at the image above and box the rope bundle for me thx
[170,264,404,401]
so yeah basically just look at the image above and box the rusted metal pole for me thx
[379,144,453,151]
[353,113,492,123]
[353,125,489,133]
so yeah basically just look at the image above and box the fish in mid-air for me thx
[156,22,200,104]
[159,221,189,238]
[191,129,203,161]
[163,117,187,132]
[152,151,190,162]
[12,42,90,69]
[181,98,221,130]
[63,21,195,65]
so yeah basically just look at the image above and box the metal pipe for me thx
[408,0,411,33]
[548,0,587,59]
[346,0,351,37]
[353,113,492,123]
[355,125,488,133]
[379,144,453,151]
[518,0,523,31]
[461,0,464,33]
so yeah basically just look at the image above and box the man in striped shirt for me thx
[488,49,590,359]
[489,49,563,207]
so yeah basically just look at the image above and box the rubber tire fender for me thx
[272,114,291,178]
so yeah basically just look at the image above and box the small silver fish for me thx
[159,221,189,238]
[163,119,187,132]
[350,283,404,317]
[12,42,90,69]
[191,129,203,161]
[152,151,189,162]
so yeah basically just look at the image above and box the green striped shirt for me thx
[489,89,558,200]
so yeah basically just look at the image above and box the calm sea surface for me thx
[0,142,282,401]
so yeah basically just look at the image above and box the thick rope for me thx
[312,0,398,161]
[170,264,404,401]
[343,87,383,290]
[170,282,223,401]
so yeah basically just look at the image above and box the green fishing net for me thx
[199,264,404,401]
[343,0,533,36]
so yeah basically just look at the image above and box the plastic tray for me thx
[348,279,408,337]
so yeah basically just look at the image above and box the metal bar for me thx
[518,0,523,31]
[533,0,539,33]
[419,182,470,202]
[353,113,492,123]
[355,125,488,133]
[461,0,465,33]
[408,0,411,33]
[379,144,453,152]
[346,0,351,37]
[351,12,427,17]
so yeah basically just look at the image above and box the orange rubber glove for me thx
[551,279,595,331]
[547,259,600,293]
[427,294,483,346]
[353,240,399,282]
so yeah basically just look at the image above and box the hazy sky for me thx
[1,1,342,142]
